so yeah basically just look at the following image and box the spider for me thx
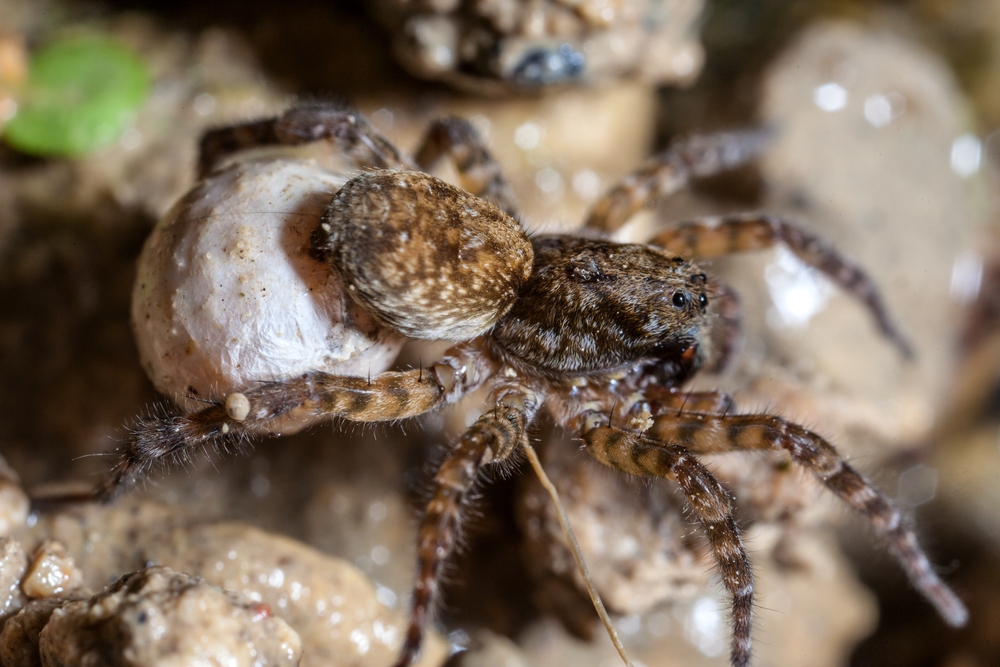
[55,103,966,667]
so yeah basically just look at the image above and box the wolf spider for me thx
[56,103,965,667]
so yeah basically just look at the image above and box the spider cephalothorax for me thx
[50,103,965,667]
[491,236,713,379]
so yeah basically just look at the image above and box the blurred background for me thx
[0,1,999,666]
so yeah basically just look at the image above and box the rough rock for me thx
[18,500,449,667]
[39,566,301,667]
[368,0,704,90]
[0,537,27,623]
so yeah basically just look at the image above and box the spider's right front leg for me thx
[648,212,913,357]
[84,344,494,503]
[395,383,538,667]
[573,411,754,667]
[198,102,411,178]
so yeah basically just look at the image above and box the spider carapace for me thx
[53,104,966,667]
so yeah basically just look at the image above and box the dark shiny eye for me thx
[698,294,708,309]
[672,291,688,308]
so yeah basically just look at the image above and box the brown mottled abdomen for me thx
[316,170,533,340]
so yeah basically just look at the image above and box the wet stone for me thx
[38,566,302,667]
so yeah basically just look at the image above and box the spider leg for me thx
[613,387,735,416]
[412,117,518,217]
[198,101,411,178]
[584,128,772,233]
[82,344,494,503]
[648,212,913,357]
[577,415,754,667]
[645,388,735,414]
[646,410,969,628]
[395,384,537,667]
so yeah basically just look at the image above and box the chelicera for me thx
[62,103,967,666]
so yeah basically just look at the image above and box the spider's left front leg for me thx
[396,382,539,667]
[642,408,969,629]
[573,412,754,667]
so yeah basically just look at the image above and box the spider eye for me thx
[672,291,688,308]
[698,294,708,309]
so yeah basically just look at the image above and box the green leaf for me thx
[3,35,150,157]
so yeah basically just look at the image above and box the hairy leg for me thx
[646,409,968,627]
[584,128,772,234]
[198,101,411,178]
[640,388,735,414]
[412,117,518,217]
[396,383,537,667]
[578,415,754,667]
[648,212,912,357]
[79,345,493,503]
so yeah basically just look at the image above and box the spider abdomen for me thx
[316,170,534,341]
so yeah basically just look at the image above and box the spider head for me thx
[491,237,712,382]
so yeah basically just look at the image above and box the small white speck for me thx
[671,50,696,77]
[375,585,397,608]
[369,501,387,521]
[950,252,983,303]
[618,614,641,635]
[370,108,394,130]
[193,93,216,116]
[572,170,601,198]
[535,167,563,195]
[686,596,725,657]
[371,545,390,565]
[863,94,893,128]
[350,629,370,654]
[813,82,847,112]
[765,246,833,330]
[951,133,982,177]
[432,44,453,67]
[514,122,542,151]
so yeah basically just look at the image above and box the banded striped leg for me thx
[86,345,494,503]
[578,416,754,667]
[649,212,913,357]
[647,411,969,628]
[413,117,518,217]
[198,102,411,178]
[642,388,735,415]
[584,129,772,234]
[396,385,537,667]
